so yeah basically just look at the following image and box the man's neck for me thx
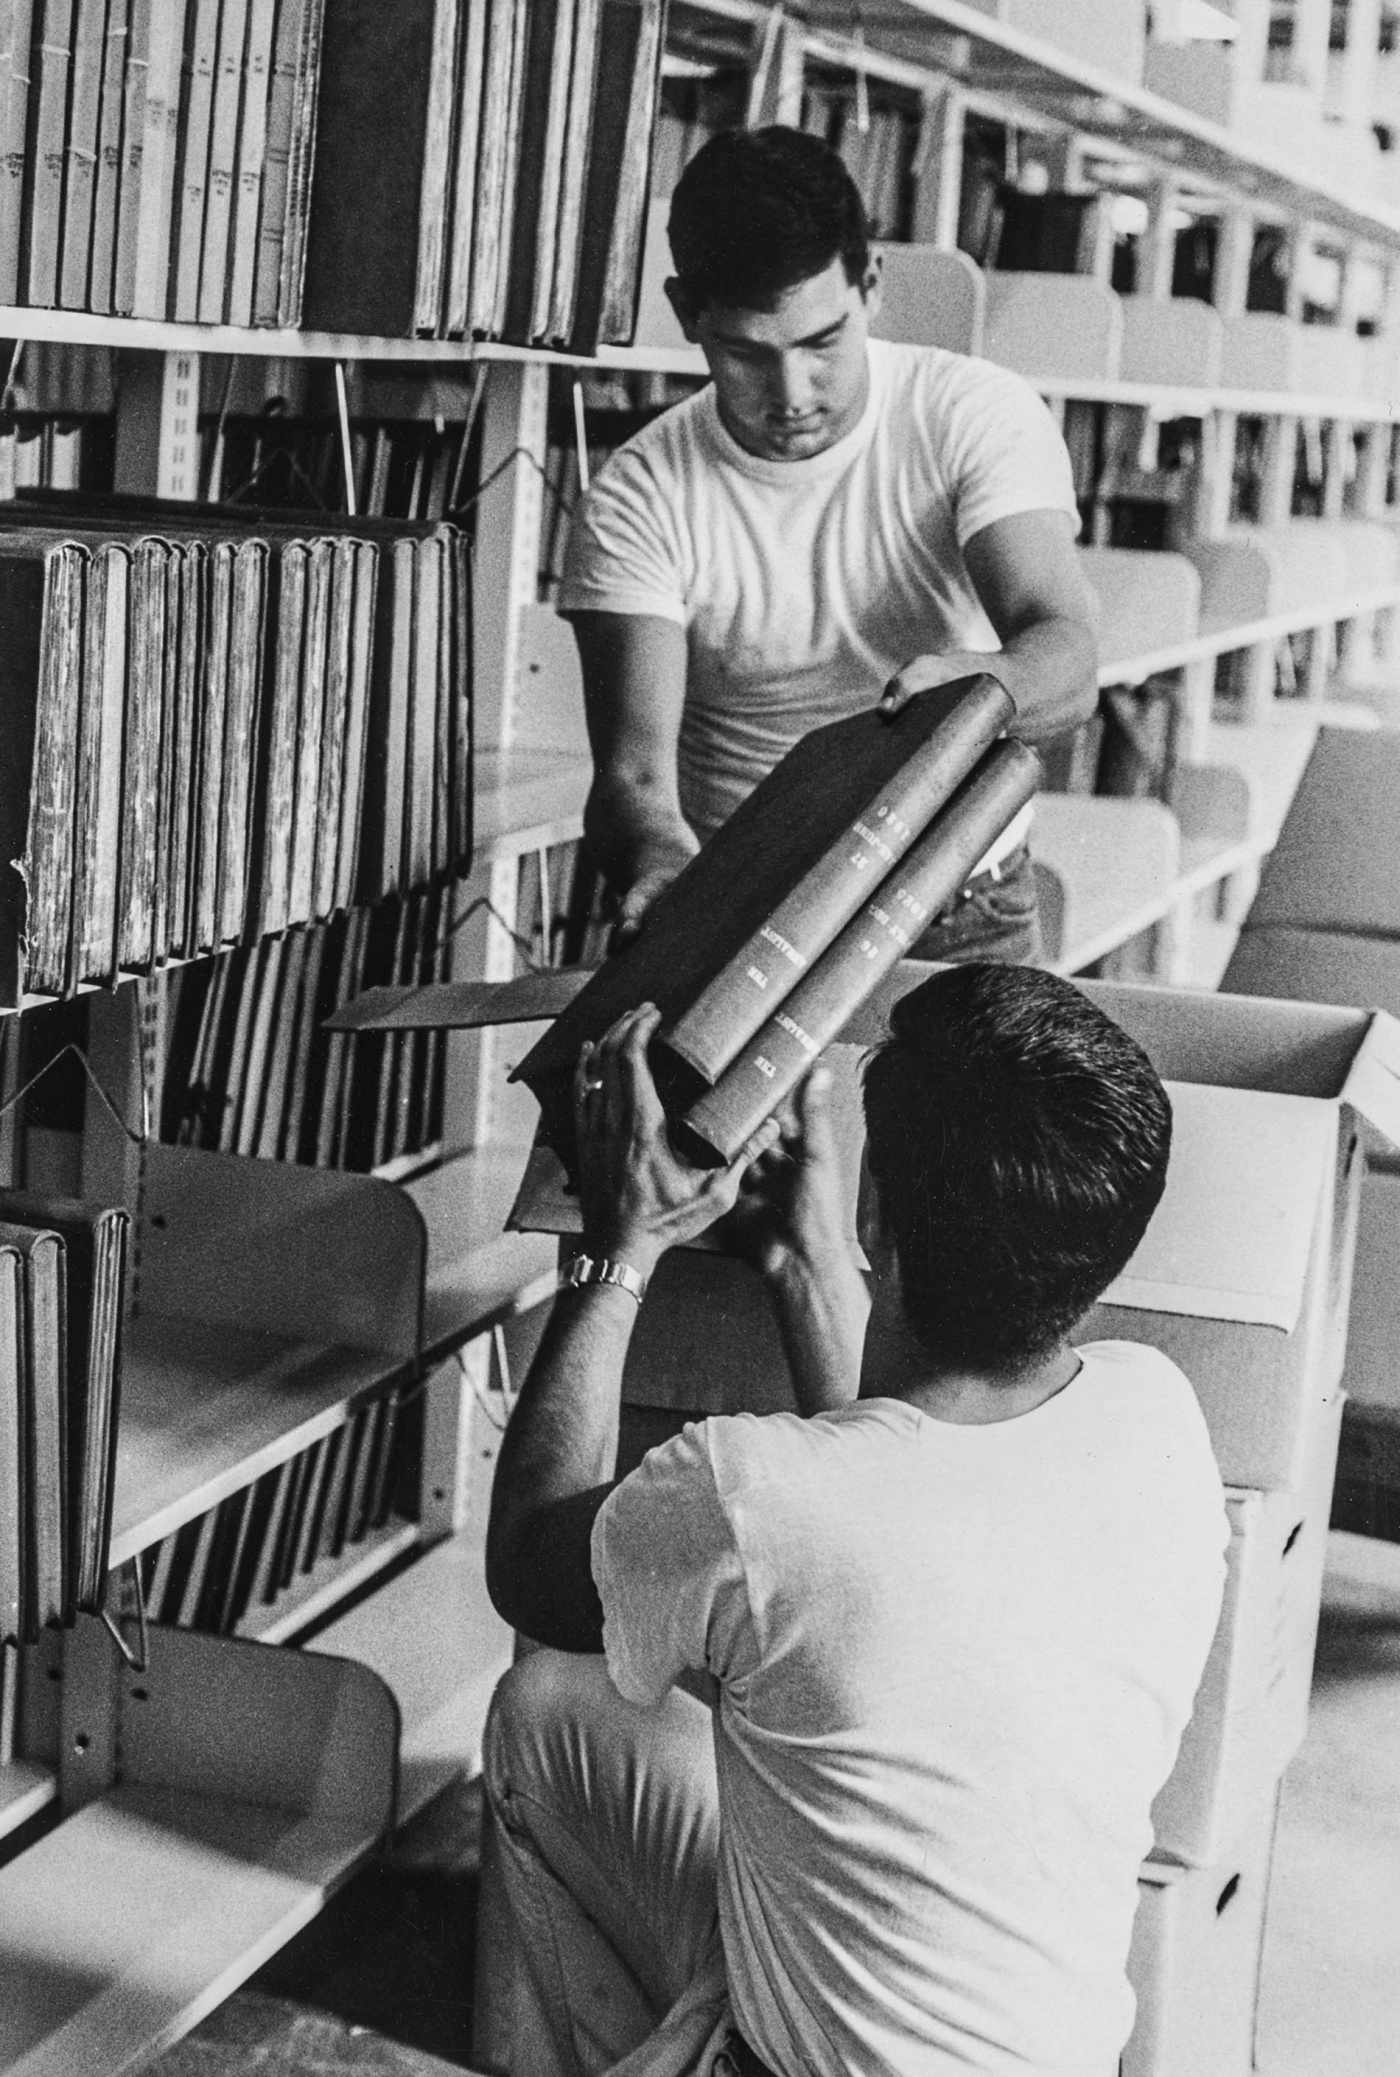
[863,1341,1082,1427]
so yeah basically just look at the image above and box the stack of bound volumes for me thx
[162,883,451,1172]
[138,1384,406,1637]
[0,0,324,325]
[0,1193,128,1646]
[1,499,470,1008]
[514,681,1041,1169]
[301,0,664,348]
[0,0,664,345]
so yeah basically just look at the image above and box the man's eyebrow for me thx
[711,313,849,350]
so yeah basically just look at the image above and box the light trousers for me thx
[475,1649,748,2077]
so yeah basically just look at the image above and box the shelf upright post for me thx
[1138,177,1180,304]
[747,7,805,127]
[443,358,550,1160]
[1336,0,1384,129]
[86,350,203,1267]
[910,83,965,251]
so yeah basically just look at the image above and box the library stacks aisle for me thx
[0,1,1399,2074]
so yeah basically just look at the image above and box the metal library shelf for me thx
[0,1762,55,1845]
[108,1319,410,1570]
[404,1146,560,1362]
[797,0,1400,251]
[0,1626,398,2077]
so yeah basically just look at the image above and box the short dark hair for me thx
[668,127,870,311]
[861,966,1172,1377]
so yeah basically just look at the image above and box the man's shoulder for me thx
[596,383,714,482]
[870,337,1057,429]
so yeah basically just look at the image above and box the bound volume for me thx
[0,1194,128,1644]
[512,680,1040,1166]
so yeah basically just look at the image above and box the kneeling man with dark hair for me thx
[480,967,1228,2077]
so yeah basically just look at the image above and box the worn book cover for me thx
[86,0,128,315]
[195,0,248,322]
[58,0,107,309]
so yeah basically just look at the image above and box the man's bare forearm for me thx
[583,770,698,894]
[989,615,1098,745]
[767,1245,870,1416]
[484,1283,638,1646]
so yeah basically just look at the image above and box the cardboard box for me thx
[1341,1169,1400,1412]
[1224,925,1400,1022]
[1238,725,1400,939]
[1151,1392,1343,1867]
[481,971,1399,1487]
[1124,1794,1278,2077]
[615,990,1397,1495]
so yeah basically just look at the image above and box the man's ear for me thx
[664,276,703,344]
[860,247,884,322]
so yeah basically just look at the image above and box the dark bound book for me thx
[299,0,439,336]
[568,0,663,353]
[514,683,1017,1129]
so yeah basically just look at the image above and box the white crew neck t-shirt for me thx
[559,338,1081,870]
[591,1341,1228,2077]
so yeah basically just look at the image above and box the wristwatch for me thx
[562,1253,649,1306]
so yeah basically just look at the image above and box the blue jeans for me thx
[908,841,1042,967]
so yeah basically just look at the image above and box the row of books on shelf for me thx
[315,0,664,347]
[4,496,470,1007]
[161,883,450,1172]
[135,1383,410,1638]
[650,58,921,245]
[0,0,668,346]
[0,1193,127,1648]
[0,0,321,326]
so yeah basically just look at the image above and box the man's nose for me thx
[767,353,815,414]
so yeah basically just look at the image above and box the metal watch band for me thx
[563,1253,649,1305]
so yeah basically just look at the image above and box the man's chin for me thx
[757,421,828,460]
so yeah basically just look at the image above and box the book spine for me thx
[659,675,1012,1087]
[169,0,219,322]
[441,0,485,337]
[250,0,299,324]
[255,537,305,937]
[0,1,35,307]
[20,541,85,998]
[224,0,272,325]
[488,0,529,339]
[129,0,185,318]
[412,0,456,336]
[58,0,107,309]
[193,537,231,955]
[287,533,328,924]
[466,0,514,334]
[275,0,321,324]
[86,0,128,313]
[546,0,598,345]
[311,533,353,918]
[677,741,1042,1167]
[597,0,662,346]
[26,0,75,308]
[217,536,265,945]
[109,0,147,314]
[196,0,248,323]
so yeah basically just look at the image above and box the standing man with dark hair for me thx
[480,966,1228,2077]
[559,128,1098,962]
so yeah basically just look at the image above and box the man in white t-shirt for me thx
[559,128,1098,963]
[480,965,1228,2077]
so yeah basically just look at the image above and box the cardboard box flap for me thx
[1326,992,1400,1159]
[1103,1084,1336,1332]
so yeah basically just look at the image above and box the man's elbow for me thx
[1019,619,1099,742]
